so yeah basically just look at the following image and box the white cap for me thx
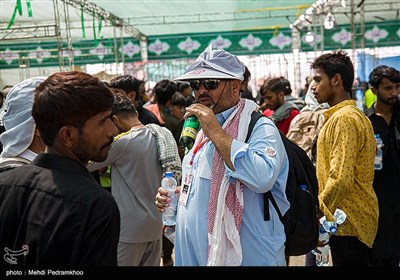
[175,44,245,81]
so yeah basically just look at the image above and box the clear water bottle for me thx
[320,208,347,234]
[161,171,178,226]
[179,115,200,153]
[320,218,337,234]
[163,226,175,244]
[374,134,383,170]
[315,227,330,266]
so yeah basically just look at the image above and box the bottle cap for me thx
[165,171,173,177]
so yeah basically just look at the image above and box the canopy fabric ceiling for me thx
[1,0,399,43]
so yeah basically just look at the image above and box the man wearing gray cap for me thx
[0,77,47,171]
[156,45,289,266]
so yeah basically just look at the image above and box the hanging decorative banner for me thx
[89,42,111,60]
[119,41,141,58]
[0,20,399,69]
[28,46,51,64]
[331,28,352,46]
[0,48,20,65]
[177,37,201,54]
[210,35,232,49]
[269,32,292,50]
[239,34,263,51]
[148,39,170,56]
[300,20,400,51]
[364,25,389,43]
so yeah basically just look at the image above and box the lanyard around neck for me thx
[189,133,210,166]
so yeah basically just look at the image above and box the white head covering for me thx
[303,80,329,112]
[0,76,46,158]
[175,44,245,81]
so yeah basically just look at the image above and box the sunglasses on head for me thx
[189,79,221,91]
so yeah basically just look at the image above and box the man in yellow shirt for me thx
[310,50,378,266]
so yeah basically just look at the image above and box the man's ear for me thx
[331,73,341,87]
[231,80,242,94]
[371,87,378,95]
[111,115,123,133]
[127,91,137,102]
[278,91,285,102]
[58,125,79,148]
[34,127,41,137]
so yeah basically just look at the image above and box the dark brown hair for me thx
[33,71,114,145]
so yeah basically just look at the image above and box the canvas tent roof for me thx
[1,0,399,43]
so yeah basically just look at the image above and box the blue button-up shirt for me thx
[175,107,289,266]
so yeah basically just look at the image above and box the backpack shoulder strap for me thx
[245,111,264,142]
[245,111,284,222]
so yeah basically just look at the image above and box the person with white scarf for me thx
[0,77,47,170]
[155,45,290,266]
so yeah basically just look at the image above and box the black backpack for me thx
[245,111,319,256]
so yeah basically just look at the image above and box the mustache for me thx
[198,93,210,99]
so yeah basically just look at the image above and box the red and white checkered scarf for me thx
[207,98,257,266]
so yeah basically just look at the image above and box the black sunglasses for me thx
[189,79,221,91]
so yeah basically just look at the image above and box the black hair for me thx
[260,76,292,96]
[310,49,354,93]
[153,79,177,106]
[110,75,140,101]
[368,65,400,88]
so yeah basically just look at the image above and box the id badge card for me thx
[178,169,193,206]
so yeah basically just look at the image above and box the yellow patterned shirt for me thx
[316,100,378,247]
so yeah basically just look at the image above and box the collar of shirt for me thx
[323,99,356,122]
[364,102,376,117]
[17,149,38,162]
[216,106,236,126]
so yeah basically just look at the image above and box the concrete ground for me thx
[289,255,306,266]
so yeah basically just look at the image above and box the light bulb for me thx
[324,13,335,30]
[305,31,315,43]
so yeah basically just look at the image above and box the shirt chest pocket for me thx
[196,143,214,180]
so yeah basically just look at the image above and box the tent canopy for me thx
[1,0,399,43]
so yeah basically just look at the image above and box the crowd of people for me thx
[0,45,399,268]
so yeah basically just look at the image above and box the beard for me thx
[74,134,113,163]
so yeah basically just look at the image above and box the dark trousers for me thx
[368,255,400,267]
[162,235,174,260]
[329,235,370,266]
[305,251,317,266]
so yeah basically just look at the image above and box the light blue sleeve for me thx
[225,117,287,192]
[225,117,290,216]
